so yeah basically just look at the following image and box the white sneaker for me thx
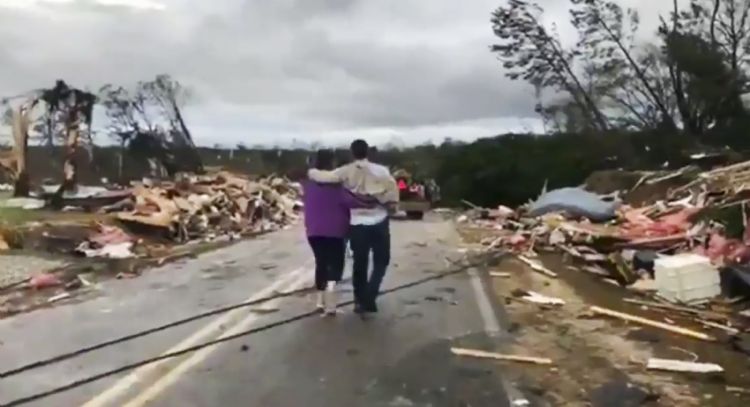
[323,282,338,316]
[315,291,325,311]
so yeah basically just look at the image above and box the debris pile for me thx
[461,159,750,321]
[2,171,302,259]
[110,172,301,242]
[75,223,136,259]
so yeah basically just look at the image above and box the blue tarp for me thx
[528,187,618,222]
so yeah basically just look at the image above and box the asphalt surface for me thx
[0,216,521,407]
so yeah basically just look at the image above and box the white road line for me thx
[467,268,500,335]
[467,267,527,405]
[122,269,312,407]
[82,263,310,407]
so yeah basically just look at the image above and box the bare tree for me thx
[491,0,609,132]
[99,84,158,179]
[37,80,96,204]
[140,74,203,173]
[570,0,678,131]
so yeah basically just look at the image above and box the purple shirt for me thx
[302,180,370,238]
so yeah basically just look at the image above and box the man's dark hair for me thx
[350,139,369,160]
[314,149,335,170]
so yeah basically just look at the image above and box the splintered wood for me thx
[589,306,716,341]
[647,358,723,374]
[521,291,565,305]
[451,347,553,365]
[490,271,511,278]
[517,255,558,278]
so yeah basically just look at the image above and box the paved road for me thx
[0,216,522,407]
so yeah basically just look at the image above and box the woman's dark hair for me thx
[314,149,335,170]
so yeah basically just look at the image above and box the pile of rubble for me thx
[101,171,301,243]
[460,159,750,319]
[4,171,304,261]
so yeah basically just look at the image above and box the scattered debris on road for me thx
[0,169,303,317]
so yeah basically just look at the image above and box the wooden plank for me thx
[517,255,558,278]
[698,320,740,335]
[450,347,552,365]
[489,272,511,278]
[623,298,727,320]
[647,358,723,373]
[589,306,716,341]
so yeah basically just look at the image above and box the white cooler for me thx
[654,254,720,304]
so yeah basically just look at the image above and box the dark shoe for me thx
[363,300,378,313]
[353,302,366,314]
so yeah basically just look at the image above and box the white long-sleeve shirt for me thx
[308,159,397,226]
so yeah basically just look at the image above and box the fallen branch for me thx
[517,255,557,278]
[646,358,723,374]
[589,306,716,341]
[451,347,552,365]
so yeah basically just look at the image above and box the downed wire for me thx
[0,250,505,407]
[0,285,314,379]
[0,277,30,293]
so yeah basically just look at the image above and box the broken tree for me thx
[36,80,97,207]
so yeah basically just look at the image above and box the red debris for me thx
[29,274,62,290]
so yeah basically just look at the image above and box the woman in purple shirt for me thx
[302,149,374,315]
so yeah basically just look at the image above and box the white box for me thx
[654,254,720,304]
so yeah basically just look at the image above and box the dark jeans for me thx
[308,237,345,291]
[350,219,391,310]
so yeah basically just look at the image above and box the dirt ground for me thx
[460,228,750,407]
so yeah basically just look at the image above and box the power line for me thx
[0,285,313,379]
[0,251,503,407]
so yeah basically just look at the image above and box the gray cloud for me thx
[0,0,676,146]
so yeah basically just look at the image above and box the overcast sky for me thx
[0,0,676,147]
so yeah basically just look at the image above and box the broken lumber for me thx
[623,298,727,320]
[521,291,565,305]
[698,320,740,335]
[589,306,716,341]
[517,255,557,278]
[461,199,481,209]
[646,358,723,374]
[727,386,750,395]
[451,347,552,365]
[489,271,511,278]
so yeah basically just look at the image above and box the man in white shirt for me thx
[307,140,398,314]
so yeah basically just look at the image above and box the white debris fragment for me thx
[646,358,723,374]
[77,242,135,259]
[48,292,71,303]
[521,291,565,306]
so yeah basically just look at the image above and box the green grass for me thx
[0,192,44,226]
[0,192,105,227]
[0,207,49,226]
